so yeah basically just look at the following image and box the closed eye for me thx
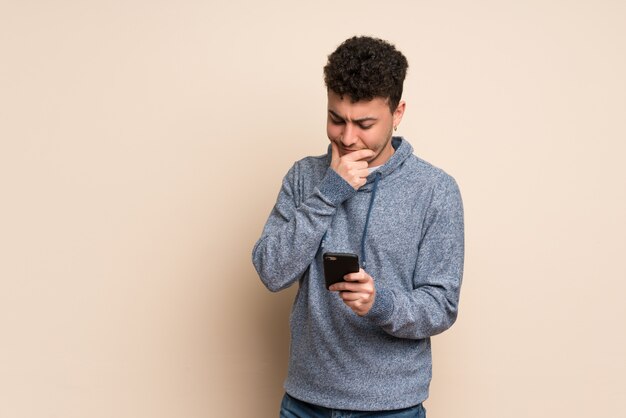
[328,110,376,129]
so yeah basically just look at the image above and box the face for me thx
[327,90,405,167]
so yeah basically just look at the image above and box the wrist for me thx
[317,167,356,205]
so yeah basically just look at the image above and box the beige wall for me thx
[1,1,625,417]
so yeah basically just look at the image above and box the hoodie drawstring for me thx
[360,171,381,269]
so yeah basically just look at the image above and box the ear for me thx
[392,100,406,128]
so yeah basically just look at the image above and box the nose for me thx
[340,123,358,147]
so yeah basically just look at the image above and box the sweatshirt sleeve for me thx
[252,162,356,292]
[366,174,465,339]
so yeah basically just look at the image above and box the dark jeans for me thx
[280,393,426,418]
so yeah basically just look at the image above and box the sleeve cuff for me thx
[366,287,394,325]
[316,168,356,206]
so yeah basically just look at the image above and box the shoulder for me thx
[286,152,329,180]
[277,152,331,204]
[294,152,329,170]
[396,155,463,221]
[404,154,460,192]
[412,158,463,218]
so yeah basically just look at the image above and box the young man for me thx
[252,36,464,417]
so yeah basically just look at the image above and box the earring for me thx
[394,126,398,131]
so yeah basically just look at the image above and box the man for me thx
[252,36,464,417]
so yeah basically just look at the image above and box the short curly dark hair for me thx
[324,36,408,112]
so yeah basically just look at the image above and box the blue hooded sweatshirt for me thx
[252,137,464,411]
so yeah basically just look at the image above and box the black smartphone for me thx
[323,252,360,290]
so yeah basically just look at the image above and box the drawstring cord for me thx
[360,171,381,269]
[320,171,382,269]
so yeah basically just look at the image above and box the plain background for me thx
[1,1,625,417]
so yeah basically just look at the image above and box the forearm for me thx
[253,167,355,292]
[252,194,335,292]
[366,282,461,339]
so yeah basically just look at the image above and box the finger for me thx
[353,168,370,178]
[348,161,369,170]
[347,304,369,316]
[340,291,367,302]
[349,175,368,189]
[344,298,369,312]
[330,141,340,167]
[347,167,367,177]
[343,148,375,162]
[344,270,370,282]
[332,282,364,292]
[330,280,359,291]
